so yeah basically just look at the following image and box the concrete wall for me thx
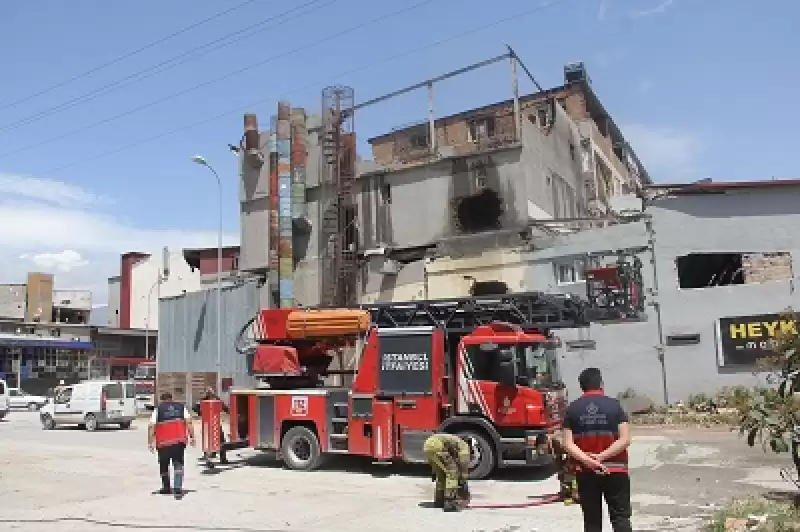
[52,290,91,311]
[525,222,663,402]
[0,284,26,320]
[649,188,800,401]
[129,254,201,330]
[239,131,270,273]
[107,277,120,327]
[356,104,585,253]
[525,186,800,404]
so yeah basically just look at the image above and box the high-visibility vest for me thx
[154,402,188,448]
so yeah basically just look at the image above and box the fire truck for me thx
[203,291,595,479]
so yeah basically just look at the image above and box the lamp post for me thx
[190,155,223,396]
[144,273,163,361]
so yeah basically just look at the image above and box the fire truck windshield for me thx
[465,342,562,390]
[518,344,562,390]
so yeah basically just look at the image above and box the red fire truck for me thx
[204,292,592,479]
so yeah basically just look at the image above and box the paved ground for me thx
[0,412,793,532]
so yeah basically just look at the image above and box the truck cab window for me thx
[518,344,561,389]
[465,345,514,383]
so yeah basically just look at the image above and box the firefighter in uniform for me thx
[148,392,195,498]
[555,445,580,504]
[423,432,472,512]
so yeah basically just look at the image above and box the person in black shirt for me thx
[562,368,633,532]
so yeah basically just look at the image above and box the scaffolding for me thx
[320,86,358,307]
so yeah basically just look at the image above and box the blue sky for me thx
[0,0,796,301]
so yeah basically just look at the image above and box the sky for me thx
[0,0,797,304]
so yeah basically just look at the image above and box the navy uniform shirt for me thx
[563,390,629,473]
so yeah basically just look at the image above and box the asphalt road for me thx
[0,412,792,532]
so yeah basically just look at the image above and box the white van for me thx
[40,380,137,431]
[0,379,8,420]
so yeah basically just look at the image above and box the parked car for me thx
[39,380,137,431]
[9,388,48,411]
[0,379,8,420]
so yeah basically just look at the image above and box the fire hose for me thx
[466,493,564,509]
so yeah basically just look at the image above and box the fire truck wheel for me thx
[281,426,324,471]
[456,430,495,480]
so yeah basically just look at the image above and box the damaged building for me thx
[237,56,649,309]
[233,52,795,403]
[525,179,800,403]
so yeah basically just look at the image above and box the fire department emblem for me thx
[499,396,515,415]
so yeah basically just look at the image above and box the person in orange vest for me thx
[562,367,632,532]
[148,392,196,498]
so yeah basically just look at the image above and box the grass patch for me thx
[705,496,800,531]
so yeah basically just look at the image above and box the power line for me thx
[36,0,577,176]
[0,0,259,112]
[0,0,333,133]
[0,0,435,157]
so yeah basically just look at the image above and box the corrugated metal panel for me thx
[157,280,260,389]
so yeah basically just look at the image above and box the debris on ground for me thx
[706,496,800,531]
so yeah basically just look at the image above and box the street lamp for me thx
[191,155,223,397]
[144,274,163,360]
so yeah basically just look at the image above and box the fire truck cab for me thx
[214,292,583,479]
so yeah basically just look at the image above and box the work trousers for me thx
[157,443,186,478]
[556,453,579,501]
[576,472,632,532]
[423,439,469,500]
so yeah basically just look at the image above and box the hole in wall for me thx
[455,188,503,233]
[470,280,509,296]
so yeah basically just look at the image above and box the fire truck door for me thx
[371,400,394,460]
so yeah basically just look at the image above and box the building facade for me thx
[524,180,800,403]
[109,250,202,331]
[237,61,649,308]
[0,273,94,393]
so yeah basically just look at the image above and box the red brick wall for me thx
[197,248,239,275]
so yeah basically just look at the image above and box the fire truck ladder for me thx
[358,291,588,334]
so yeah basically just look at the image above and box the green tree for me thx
[737,311,800,455]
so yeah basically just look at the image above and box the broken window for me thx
[409,129,429,150]
[676,252,793,289]
[455,188,503,233]
[470,281,509,297]
[468,117,496,142]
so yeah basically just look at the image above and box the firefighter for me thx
[148,392,195,498]
[423,432,472,512]
[562,368,632,532]
[554,445,580,505]
[194,387,229,465]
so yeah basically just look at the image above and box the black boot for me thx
[158,474,171,495]
[433,490,444,508]
[442,499,461,512]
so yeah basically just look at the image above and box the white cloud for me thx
[622,124,706,181]
[0,172,110,207]
[19,250,89,273]
[631,0,675,18]
[0,173,238,304]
